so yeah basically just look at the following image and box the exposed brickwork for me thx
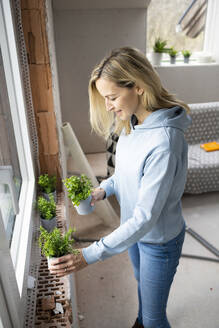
[24,192,73,327]
[34,192,73,327]
[35,264,71,326]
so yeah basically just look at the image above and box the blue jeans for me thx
[128,223,186,328]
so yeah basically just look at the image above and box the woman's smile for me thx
[95,78,144,120]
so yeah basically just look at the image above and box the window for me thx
[0,0,36,326]
[0,47,22,245]
[147,0,208,63]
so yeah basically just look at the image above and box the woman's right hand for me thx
[90,187,106,206]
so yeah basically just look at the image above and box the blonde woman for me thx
[50,47,191,328]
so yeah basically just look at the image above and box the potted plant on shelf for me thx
[38,174,57,202]
[37,194,57,232]
[182,50,192,64]
[38,226,80,269]
[63,174,94,215]
[168,48,178,64]
[151,37,171,66]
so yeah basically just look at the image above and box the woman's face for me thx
[95,78,144,121]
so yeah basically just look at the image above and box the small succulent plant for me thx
[38,226,79,258]
[63,174,93,206]
[37,194,56,220]
[38,174,57,194]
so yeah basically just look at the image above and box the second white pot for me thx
[151,52,163,66]
[47,256,57,270]
[74,194,94,215]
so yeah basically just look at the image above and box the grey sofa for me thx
[106,102,219,194]
[184,102,219,194]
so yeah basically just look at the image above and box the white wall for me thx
[53,2,219,154]
[53,8,147,153]
[156,64,219,104]
[156,0,219,105]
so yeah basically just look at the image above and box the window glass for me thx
[0,47,22,245]
[147,0,206,54]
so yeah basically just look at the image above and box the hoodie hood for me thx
[130,106,191,132]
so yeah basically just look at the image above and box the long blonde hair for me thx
[88,46,190,140]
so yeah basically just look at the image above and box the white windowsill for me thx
[153,61,219,68]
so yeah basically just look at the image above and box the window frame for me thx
[203,0,219,59]
[147,0,217,66]
[0,0,35,301]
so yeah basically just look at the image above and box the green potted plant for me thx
[182,50,192,63]
[38,226,80,269]
[37,194,57,232]
[151,37,171,66]
[168,48,178,64]
[38,174,57,202]
[63,174,94,215]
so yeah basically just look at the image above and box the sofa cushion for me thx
[185,143,219,193]
[188,143,219,168]
[185,103,219,144]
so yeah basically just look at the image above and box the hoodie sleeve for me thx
[82,151,177,264]
[98,173,116,198]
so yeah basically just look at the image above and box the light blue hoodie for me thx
[82,106,191,264]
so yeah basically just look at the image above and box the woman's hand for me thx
[49,249,88,277]
[90,187,106,206]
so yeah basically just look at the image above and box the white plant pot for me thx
[41,190,57,202]
[74,194,94,215]
[151,52,163,66]
[40,216,57,232]
[47,256,57,269]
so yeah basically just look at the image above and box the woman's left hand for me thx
[49,249,88,277]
